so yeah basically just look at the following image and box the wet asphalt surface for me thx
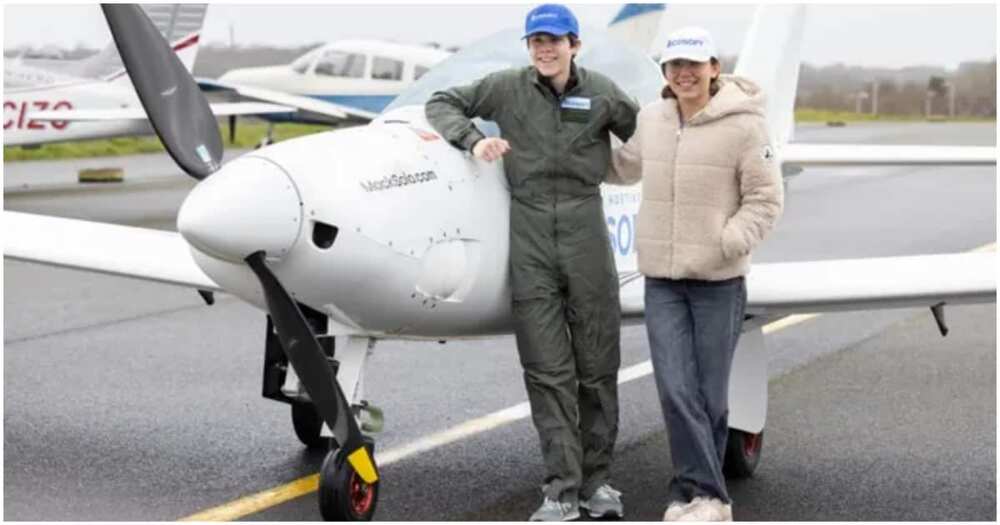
[3,122,995,520]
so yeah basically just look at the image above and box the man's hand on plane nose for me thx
[473,137,511,162]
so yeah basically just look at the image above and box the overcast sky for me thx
[3,3,997,69]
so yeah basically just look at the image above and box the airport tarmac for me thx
[3,121,996,520]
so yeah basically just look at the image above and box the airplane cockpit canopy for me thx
[290,47,322,74]
[387,26,664,113]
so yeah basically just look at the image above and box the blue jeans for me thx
[644,276,747,505]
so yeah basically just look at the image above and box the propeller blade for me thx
[245,252,378,484]
[101,4,222,180]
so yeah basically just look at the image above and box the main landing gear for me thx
[724,428,763,479]
[723,321,768,479]
[255,122,276,149]
[291,401,330,449]
[261,308,382,520]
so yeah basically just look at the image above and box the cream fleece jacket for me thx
[607,75,784,281]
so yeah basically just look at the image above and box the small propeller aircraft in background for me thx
[4,4,215,146]
[3,4,372,147]
[204,39,450,121]
[4,4,994,521]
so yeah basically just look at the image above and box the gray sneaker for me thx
[530,497,581,521]
[580,484,624,519]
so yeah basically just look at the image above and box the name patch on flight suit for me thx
[560,96,591,124]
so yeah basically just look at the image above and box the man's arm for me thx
[425,72,505,153]
[606,81,640,143]
[607,115,643,186]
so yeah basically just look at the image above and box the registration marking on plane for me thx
[180,241,995,521]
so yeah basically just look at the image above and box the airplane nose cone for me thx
[178,156,302,262]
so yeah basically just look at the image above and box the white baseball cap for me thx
[660,26,718,65]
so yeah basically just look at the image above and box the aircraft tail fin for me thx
[142,4,208,73]
[606,4,667,54]
[733,5,806,146]
[92,4,208,83]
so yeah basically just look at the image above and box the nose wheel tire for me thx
[723,429,763,479]
[319,440,379,521]
[291,402,332,449]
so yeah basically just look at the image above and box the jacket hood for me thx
[688,74,766,124]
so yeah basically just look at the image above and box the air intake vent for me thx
[312,221,338,249]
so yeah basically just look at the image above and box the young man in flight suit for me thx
[425,4,638,521]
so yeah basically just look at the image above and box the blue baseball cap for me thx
[522,4,579,39]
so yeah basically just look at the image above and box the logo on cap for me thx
[523,3,579,39]
[668,38,704,47]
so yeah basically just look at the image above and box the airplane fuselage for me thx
[3,80,152,146]
[180,105,643,338]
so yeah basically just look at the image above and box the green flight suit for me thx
[426,63,638,503]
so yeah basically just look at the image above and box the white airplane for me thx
[3,5,358,147]
[4,4,995,521]
[206,39,451,124]
[200,4,668,129]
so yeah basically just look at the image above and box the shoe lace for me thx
[540,497,570,513]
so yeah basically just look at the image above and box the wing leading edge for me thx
[28,102,298,122]
[196,78,378,124]
[4,211,220,292]
[621,251,996,319]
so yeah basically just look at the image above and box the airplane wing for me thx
[620,250,997,320]
[27,102,297,122]
[8,212,993,325]
[4,211,221,292]
[783,143,996,167]
[197,77,378,124]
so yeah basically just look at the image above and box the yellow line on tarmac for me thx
[180,474,319,521]
[181,242,995,521]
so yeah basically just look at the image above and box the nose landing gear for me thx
[320,438,379,521]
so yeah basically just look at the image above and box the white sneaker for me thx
[529,497,581,522]
[677,497,728,521]
[580,484,624,519]
[719,501,733,521]
[663,500,697,521]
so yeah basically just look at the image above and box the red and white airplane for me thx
[4,4,995,521]
[3,4,358,147]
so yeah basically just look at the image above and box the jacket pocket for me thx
[721,218,749,260]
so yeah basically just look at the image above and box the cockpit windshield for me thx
[290,45,324,72]
[387,27,663,112]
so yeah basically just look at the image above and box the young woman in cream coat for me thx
[607,27,783,521]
